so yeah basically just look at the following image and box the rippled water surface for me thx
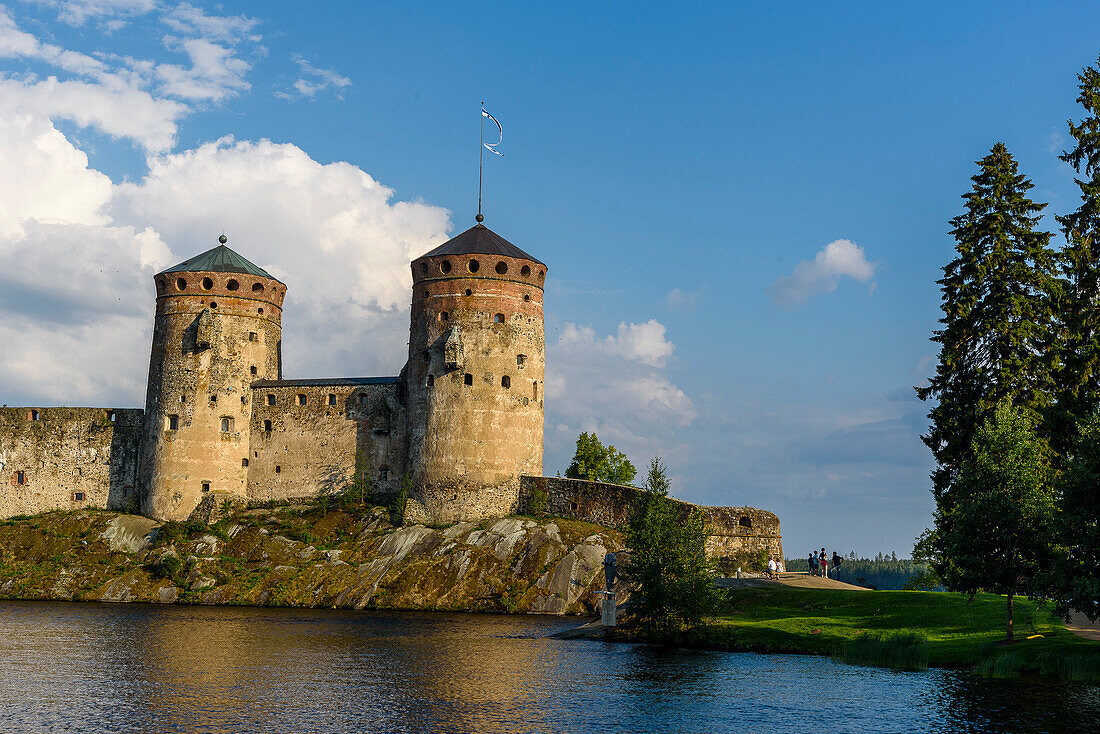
[1,601,1099,733]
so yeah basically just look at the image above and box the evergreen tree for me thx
[1054,414,1100,620]
[917,143,1058,522]
[621,457,718,635]
[1054,55,1100,453]
[941,402,1058,643]
[565,432,637,485]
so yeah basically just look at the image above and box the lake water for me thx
[1,602,1098,734]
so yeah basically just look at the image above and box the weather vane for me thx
[478,102,503,223]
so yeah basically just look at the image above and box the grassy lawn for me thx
[674,587,1100,672]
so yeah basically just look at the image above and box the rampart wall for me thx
[0,407,142,517]
[246,379,405,504]
[519,476,783,562]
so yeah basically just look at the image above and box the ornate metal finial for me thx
[475,213,484,223]
[218,234,228,244]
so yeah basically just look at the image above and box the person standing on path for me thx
[808,552,817,576]
[819,548,829,578]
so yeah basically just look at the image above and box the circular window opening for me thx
[175,277,187,291]
[201,277,213,290]
[465,288,472,296]
[210,302,218,309]
[521,265,531,277]
[494,313,505,324]
[226,279,239,291]
[524,294,531,302]
[441,260,452,274]
[467,259,480,273]
[495,261,508,275]
[258,307,264,314]
[252,282,264,293]
[420,262,428,274]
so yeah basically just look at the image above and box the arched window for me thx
[263,419,272,432]
[501,375,511,389]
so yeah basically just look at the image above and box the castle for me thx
[0,222,782,561]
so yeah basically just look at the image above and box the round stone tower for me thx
[140,238,286,521]
[406,222,547,522]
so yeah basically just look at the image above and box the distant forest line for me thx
[784,556,935,590]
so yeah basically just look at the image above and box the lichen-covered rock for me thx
[0,507,624,614]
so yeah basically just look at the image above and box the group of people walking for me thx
[807,549,843,578]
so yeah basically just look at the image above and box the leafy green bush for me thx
[148,554,182,580]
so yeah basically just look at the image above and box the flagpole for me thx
[477,101,484,223]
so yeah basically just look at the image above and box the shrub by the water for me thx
[1040,653,1100,682]
[975,652,1026,679]
[840,632,929,671]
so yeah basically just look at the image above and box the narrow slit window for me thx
[426,375,434,387]
[327,394,336,406]
[107,410,116,422]
[242,458,249,467]
[275,465,281,474]
[464,373,473,386]
[263,419,272,431]
[501,375,511,389]
[250,366,257,375]
[267,394,275,406]
[533,381,538,400]
[517,354,526,368]
[15,471,26,486]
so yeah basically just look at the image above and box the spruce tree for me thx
[1054,54,1100,453]
[917,143,1058,523]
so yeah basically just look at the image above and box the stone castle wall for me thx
[519,476,783,562]
[0,407,142,517]
[246,379,406,504]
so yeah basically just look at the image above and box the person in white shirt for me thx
[767,557,777,579]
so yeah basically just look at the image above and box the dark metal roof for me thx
[161,245,280,281]
[419,224,543,265]
[251,377,399,388]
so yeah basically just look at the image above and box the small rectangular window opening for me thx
[107,410,116,422]
[72,492,85,501]
[242,458,249,467]
[358,394,367,405]
[220,417,232,432]
[15,471,26,486]
[263,419,272,431]
[249,332,258,342]
[250,366,257,375]
[28,410,39,421]
[275,465,281,474]
[201,482,210,493]
[464,373,473,386]
[379,468,389,481]
[266,394,275,406]
[533,381,538,400]
[167,414,179,431]
[501,375,511,389]
[296,394,307,406]
[517,355,526,368]
[209,395,217,403]
[327,394,336,406]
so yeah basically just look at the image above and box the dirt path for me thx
[715,573,870,591]
[1066,612,1100,641]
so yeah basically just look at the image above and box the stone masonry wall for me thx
[247,380,405,504]
[0,407,142,518]
[519,476,782,563]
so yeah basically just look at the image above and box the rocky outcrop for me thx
[0,507,623,614]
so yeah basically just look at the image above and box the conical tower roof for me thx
[161,244,281,282]
[419,224,543,265]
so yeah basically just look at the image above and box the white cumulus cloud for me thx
[769,238,875,308]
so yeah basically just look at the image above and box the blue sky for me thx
[2,1,1098,556]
